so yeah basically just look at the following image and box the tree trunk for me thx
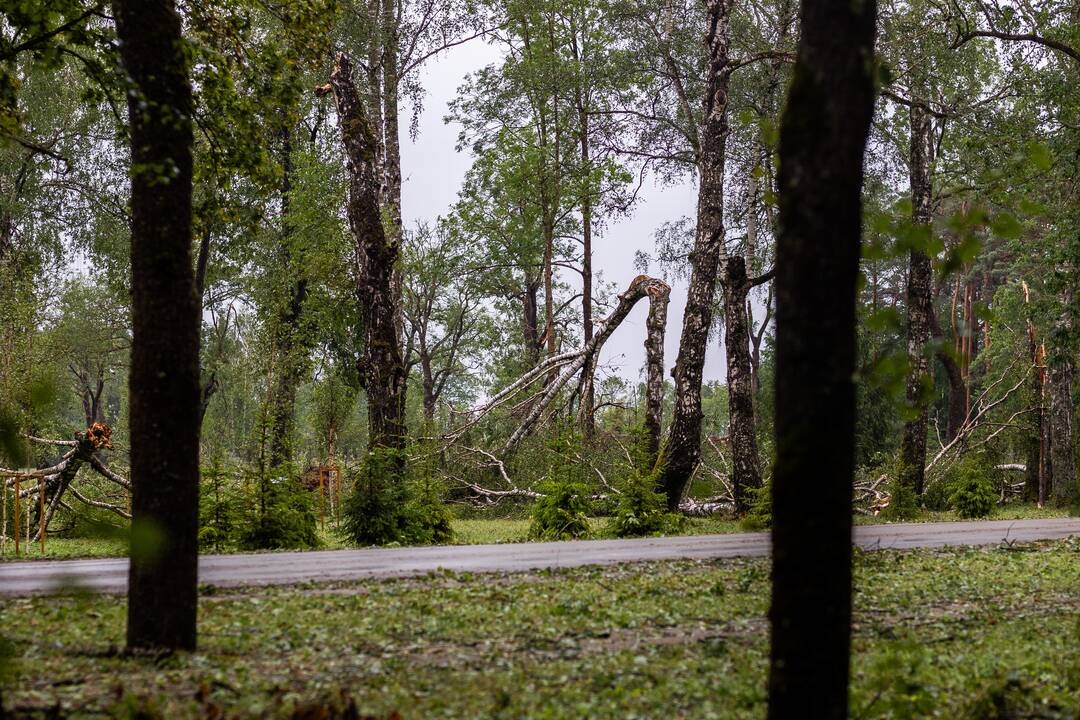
[522,278,543,366]
[114,0,201,652]
[506,276,670,453]
[722,257,762,513]
[1049,297,1076,505]
[380,2,406,350]
[898,101,935,497]
[642,279,670,466]
[542,214,557,373]
[656,0,734,510]
[268,124,309,469]
[767,0,877,716]
[579,106,595,438]
[1024,321,1044,502]
[322,53,408,456]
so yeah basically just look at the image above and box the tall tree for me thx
[896,93,935,497]
[320,52,408,459]
[768,0,877,718]
[654,0,734,509]
[113,0,201,651]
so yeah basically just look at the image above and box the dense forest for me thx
[0,0,1078,716]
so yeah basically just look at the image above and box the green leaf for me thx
[990,213,1022,240]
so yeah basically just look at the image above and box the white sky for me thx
[399,41,728,386]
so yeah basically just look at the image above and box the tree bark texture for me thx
[722,256,762,513]
[642,279,670,466]
[898,101,935,496]
[1049,297,1076,505]
[114,0,201,652]
[656,0,734,510]
[579,105,595,437]
[323,53,408,454]
[767,0,877,716]
[1024,321,1044,502]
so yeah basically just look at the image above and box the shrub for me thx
[612,471,685,537]
[920,478,950,512]
[239,464,319,550]
[947,458,996,519]
[529,479,591,540]
[343,448,454,546]
[882,455,921,520]
[199,462,241,551]
[401,480,455,545]
[739,479,772,531]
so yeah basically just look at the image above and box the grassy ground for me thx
[2,538,1078,718]
[0,504,1070,562]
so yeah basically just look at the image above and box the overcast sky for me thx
[399,41,730,386]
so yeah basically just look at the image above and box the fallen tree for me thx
[429,275,733,512]
[2,423,130,541]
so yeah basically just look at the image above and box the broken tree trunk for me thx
[2,424,129,541]
[642,279,670,466]
[505,275,671,454]
[320,53,408,458]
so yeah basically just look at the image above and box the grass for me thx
[0,503,1070,563]
[2,538,1078,718]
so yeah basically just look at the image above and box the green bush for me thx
[199,462,242,551]
[739,479,772,531]
[882,455,921,520]
[947,458,996,519]
[612,471,685,537]
[239,465,319,550]
[529,479,591,540]
[402,481,455,545]
[343,448,454,546]
[920,478,950,512]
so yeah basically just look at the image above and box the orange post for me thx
[40,475,45,553]
[14,475,19,555]
[318,468,325,530]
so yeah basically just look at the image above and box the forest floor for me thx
[0,503,1070,562]
[2,538,1078,719]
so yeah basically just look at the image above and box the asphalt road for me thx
[2,517,1077,596]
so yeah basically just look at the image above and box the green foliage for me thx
[946,457,997,519]
[342,448,455,547]
[883,454,921,520]
[612,471,685,538]
[5,542,1080,717]
[199,461,242,551]
[239,464,319,550]
[343,455,412,547]
[739,477,773,531]
[528,479,591,541]
[920,478,950,512]
[403,485,455,546]
[62,505,128,541]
